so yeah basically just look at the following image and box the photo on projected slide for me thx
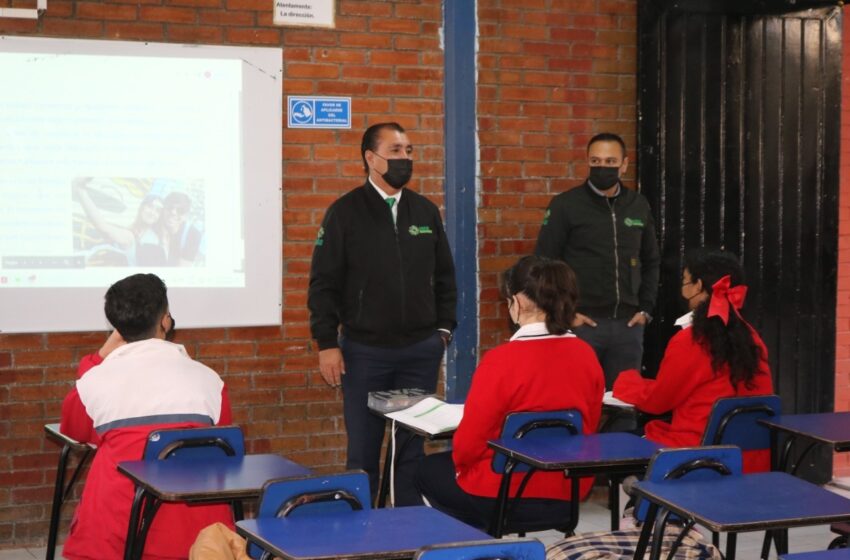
[72,177,206,268]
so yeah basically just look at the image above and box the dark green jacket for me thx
[535,181,660,319]
[308,182,457,350]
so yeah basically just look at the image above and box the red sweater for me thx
[452,329,604,501]
[60,349,234,560]
[613,325,773,472]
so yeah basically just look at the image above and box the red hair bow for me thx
[707,275,747,325]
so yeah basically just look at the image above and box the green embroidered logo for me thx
[542,209,551,226]
[315,227,325,246]
[624,217,644,227]
[408,226,433,236]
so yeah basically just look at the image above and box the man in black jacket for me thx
[308,122,457,505]
[536,132,660,389]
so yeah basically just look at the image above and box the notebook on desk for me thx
[385,397,464,435]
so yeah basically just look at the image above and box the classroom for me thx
[2,0,850,558]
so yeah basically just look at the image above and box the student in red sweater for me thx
[414,255,605,530]
[60,273,233,560]
[613,250,773,472]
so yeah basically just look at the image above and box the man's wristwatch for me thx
[438,329,453,345]
[639,311,652,323]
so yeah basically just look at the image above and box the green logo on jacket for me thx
[315,227,325,246]
[542,209,551,226]
[409,225,433,236]
[623,217,644,227]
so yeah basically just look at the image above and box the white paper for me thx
[385,397,464,435]
[603,391,635,408]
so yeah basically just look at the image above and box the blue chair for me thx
[126,426,246,560]
[248,471,370,560]
[781,550,850,559]
[490,410,582,538]
[414,538,545,560]
[701,394,781,452]
[634,446,742,560]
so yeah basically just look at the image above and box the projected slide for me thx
[0,53,244,288]
[0,36,281,333]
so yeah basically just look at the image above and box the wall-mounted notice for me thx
[273,0,334,28]
[288,96,351,129]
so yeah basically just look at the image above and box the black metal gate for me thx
[638,0,841,429]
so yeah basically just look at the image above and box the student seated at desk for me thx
[60,273,233,560]
[414,255,605,530]
[613,249,773,471]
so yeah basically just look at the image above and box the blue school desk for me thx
[781,550,850,559]
[236,505,491,559]
[631,471,850,560]
[118,454,310,560]
[44,423,96,560]
[488,432,662,532]
[759,412,850,470]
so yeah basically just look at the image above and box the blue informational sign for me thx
[287,96,351,129]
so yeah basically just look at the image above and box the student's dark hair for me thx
[685,249,763,389]
[499,255,578,335]
[104,273,169,342]
[587,132,627,159]
[361,122,405,174]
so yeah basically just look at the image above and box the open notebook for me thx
[385,397,464,435]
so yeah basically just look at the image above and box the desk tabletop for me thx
[488,432,661,472]
[759,412,850,449]
[236,506,491,560]
[633,471,850,533]
[780,550,850,559]
[44,423,95,451]
[118,454,310,502]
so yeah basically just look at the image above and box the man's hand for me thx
[318,348,345,387]
[98,330,126,359]
[627,311,648,327]
[572,312,598,328]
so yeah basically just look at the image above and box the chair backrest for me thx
[634,445,742,522]
[249,471,371,559]
[414,538,546,560]
[142,426,245,460]
[700,395,781,450]
[491,410,582,474]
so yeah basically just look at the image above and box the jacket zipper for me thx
[608,197,620,318]
[392,208,406,329]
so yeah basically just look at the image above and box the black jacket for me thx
[535,181,660,319]
[308,182,457,350]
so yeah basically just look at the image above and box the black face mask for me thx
[166,315,176,341]
[589,166,620,190]
[375,155,413,188]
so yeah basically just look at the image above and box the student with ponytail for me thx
[414,255,604,530]
[613,249,774,471]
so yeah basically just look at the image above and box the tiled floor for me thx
[1,485,844,559]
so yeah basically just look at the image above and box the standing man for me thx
[536,132,660,388]
[308,122,457,505]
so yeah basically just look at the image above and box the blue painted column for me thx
[443,0,477,402]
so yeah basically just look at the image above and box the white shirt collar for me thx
[587,179,621,198]
[674,311,694,329]
[368,177,402,204]
[510,322,576,341]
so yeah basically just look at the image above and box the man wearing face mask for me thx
[308,122,457,505]
[535,132,660,389]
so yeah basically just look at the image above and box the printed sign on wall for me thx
[287,96,352,129]
[273,0,334,28]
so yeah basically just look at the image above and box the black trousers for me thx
[414,451,574,532]
[340,332,443,506]
[574,318,645,389]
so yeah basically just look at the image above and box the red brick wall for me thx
[477,0,638,351]
[833,5,850,476]
[0,0,446,547]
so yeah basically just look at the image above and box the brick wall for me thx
[477,0,638,351]
[0,0,446,547]
[833,5,850,476]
